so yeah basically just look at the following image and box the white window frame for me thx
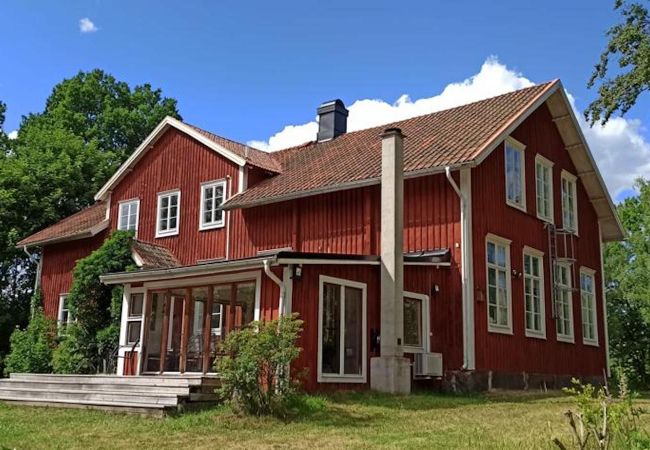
[580,267,599,347]
[117,198,140,235]
[125,292,144,346]
[199,179,227,231]
[403,291,430,354]
[57,294,74,333]
[156,189,181,238]
[211,302,224,336]
[486,234,513,334]
[317,275,367,383]
[523,247,546,339]
[561,170,579,234]
[555,262,575,343]
[535,155,554,223]
[504,137,527,212]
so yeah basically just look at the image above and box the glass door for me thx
[164,289,185,372]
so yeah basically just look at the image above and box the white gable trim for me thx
[94,116,247,201]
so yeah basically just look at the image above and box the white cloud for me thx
[79,18,99,33]
[7,130,17,140]
[249,56,648,200]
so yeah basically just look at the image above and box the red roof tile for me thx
[224,81,558,209]
[17,202,108,247]
[131,240,180,269]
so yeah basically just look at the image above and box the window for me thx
[486,235,512,333]
[200,180,226,230]
[126,292,144,345]
[156,190,180,237]
[555,263,574,342]
[580,268,598,346]
[118,199,139,232]
[403,292,429,353]
[523,249,545,338]
[535,155,554,222]
[318,276,367,383]
[561,171,578,233]
[505,138,526,210]
[211,302,224,335]
[57,294,74,332]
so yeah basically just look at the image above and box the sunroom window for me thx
[318,276,366,382]
[126,293,144,345]
[156,190,180,237]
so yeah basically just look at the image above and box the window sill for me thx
[199,222,225,232]
[557,335,575,344]
[403,346,426,354]
[318,374,366,384]
[536,214,554,225]
[488,325,513,335]
[155,230,179,239]
[525,330,547,340]
[506,201,527,214]
[583,339,599,347]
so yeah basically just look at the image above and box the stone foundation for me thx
[439,370,606,393]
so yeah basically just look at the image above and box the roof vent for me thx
[317,99,348,142]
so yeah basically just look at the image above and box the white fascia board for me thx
[94,116,246,201]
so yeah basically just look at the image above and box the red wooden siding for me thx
[472,104,607,376]
[109,128,242,266]
[40,232,106,319]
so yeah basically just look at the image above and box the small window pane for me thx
[129,293,144,317]
[127,321,141,344]
[403,297,423,348]
[321,283,341,375]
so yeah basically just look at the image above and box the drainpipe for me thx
[445,166,474,371]
[263,259,285,319]
[225,175,233,260]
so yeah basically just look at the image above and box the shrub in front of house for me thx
[4,309,57,376]
[215,314,304,418]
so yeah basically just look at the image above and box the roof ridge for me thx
[272,81,558,155]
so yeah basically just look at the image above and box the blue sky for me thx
[1,1,648,200]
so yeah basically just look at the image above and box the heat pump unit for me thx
[414,352,443,377]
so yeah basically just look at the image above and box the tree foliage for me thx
[0,70,180,368]
[604,178,650,387]
[4,308,57,376]
[586,0,650,125]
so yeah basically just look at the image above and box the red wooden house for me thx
[18,80,623,393]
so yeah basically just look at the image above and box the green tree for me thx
[605,178,650,387]
[586,0,650,125]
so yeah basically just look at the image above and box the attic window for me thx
[156,190,180,238]
[504,138,526,212]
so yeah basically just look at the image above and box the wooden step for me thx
[0,386,181,406]
[0,379,191,395]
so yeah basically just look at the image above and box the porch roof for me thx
[100,249,451,285]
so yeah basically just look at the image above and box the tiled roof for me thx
[187,124,282,173]
[224,81,558,209]
[17,202,108,247]
[131,240,180,269]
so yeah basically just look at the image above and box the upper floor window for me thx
[504,138,526,211]
[523,248,545,338]
[555,263,574,343]
[486,234,512,334]
[118,199,139,233]
[156,190,180,238]
[200,180,226,230]
[561,171,578,233]
[580,268,598,346]
[535,155,554,223]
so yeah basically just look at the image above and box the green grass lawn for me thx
[0,391,648,449]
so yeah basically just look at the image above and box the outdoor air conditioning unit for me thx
[414,352,443,378]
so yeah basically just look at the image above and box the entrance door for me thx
[164,290,185,372]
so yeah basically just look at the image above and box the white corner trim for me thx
[94,116,246,201]
[317,274,367,384]
[599,224,611,376]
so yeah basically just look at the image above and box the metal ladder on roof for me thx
[546,223,577,318]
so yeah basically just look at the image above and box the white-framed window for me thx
[561,171,578,234]
[580,268,598,346]
[200,180,226,230]
[403,291,430,353]
[504,138,526,211]
[57,294,75,333]
[156,190,181,237]
[555,263,574,343]
[118,199,140,233]
[523,247,546,338]
[211,302,224,336]
[318,275,367,383]
[535,155,554,223]
[486,234,512,334]
[126,292,144,345]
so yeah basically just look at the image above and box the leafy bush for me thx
[52,324,93,374]
[4,309,57,376]
[552,376,649,449]
[215,314,304,418]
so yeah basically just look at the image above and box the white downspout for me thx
[445,166,475,371]
[225,175,233,260]
[263,259,285,319]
